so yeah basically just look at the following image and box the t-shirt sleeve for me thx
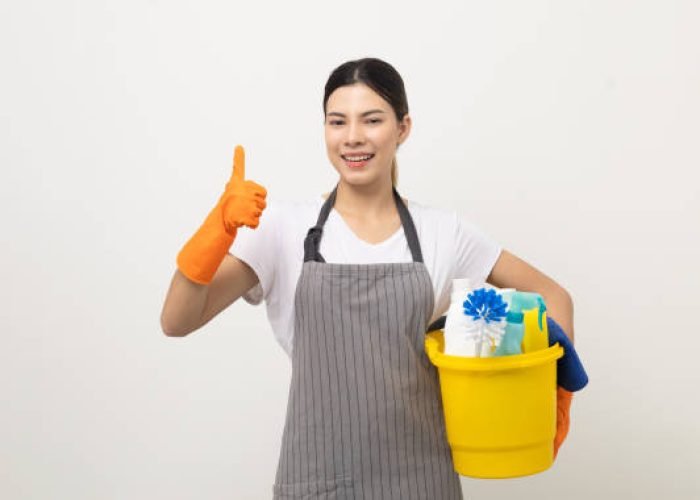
[452,213,502,286]
[228,198,280,306]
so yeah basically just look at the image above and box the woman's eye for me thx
[329,120,344,126]
[367,118,382,124]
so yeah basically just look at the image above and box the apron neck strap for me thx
[304,184,424,263]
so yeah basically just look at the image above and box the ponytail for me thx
[391,157,398,187]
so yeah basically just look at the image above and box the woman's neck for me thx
[332,178,396,219]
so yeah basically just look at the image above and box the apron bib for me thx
[272,186,462,499]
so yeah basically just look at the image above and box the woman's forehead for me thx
[326,83,391,113]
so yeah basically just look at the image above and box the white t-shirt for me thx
[230,195,502,358]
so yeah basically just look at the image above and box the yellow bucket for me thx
[425,330,564,478]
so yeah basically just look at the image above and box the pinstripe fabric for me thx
[272,188,462,500]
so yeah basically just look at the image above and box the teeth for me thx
[344,154,373,161]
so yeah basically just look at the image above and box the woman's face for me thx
[324,83,411,188]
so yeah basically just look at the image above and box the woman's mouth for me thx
[341,153,375,168]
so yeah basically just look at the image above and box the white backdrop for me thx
[2,1,699,498]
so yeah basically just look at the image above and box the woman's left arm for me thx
[486,249,574,344]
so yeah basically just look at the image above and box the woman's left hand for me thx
[554,387,573,459]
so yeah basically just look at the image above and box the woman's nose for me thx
[345,122,365,145]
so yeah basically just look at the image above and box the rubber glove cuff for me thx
[177,198,237,285]
[553,387,573,459]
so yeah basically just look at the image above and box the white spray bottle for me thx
[443,278,478,356]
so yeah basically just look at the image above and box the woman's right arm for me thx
[161,145,267,337]
[160,254,259,337]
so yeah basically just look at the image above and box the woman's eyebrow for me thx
[327,109,386,118]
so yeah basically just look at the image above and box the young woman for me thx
[161,58,575,499]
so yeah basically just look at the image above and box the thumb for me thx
[230,145,245,182]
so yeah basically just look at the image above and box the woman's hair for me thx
[323,58,409,187]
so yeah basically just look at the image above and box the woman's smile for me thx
[341,152,375,168]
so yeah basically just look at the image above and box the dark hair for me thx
[323,58,409,120]
[323,58,409,186]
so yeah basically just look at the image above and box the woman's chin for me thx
[332,163,390,188]
[339,171,374,184]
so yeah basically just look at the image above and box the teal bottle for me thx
[493,291,546,357]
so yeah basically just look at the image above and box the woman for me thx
[161,58,574,499]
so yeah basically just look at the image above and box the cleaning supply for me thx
[425,303,588,471]
[493,309,524,356]
[522,304,549,353]
[444,282,518,357]
[492,291,549,356]
[462,287,509,357]
[547,316,589,391]
[425,330,564,478]
[505,291,549,354]
[509,291,541,312]
[443,278,477,356]
[177,145,268,284]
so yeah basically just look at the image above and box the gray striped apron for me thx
[272,186,462,499]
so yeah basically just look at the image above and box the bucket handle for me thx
[426,316,446,333]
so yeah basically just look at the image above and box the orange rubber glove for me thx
[553,387,573,459]
[177,145,267,285]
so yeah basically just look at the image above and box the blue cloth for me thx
[547,317,588,392]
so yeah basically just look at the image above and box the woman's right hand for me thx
[176,145,267,285]
[219,145,267,234]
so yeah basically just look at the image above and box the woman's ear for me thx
[398,114,412,145]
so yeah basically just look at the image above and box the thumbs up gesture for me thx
[176,145,268,285]
[219,145,268,234]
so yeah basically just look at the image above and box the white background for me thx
[2,1,699,498]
